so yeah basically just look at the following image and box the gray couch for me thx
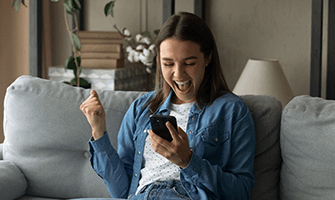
[0,75,334,200]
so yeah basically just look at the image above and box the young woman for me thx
[80,12,255,200]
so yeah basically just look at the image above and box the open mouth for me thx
[175,80,191,92]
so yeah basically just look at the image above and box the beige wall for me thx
[206,0,312,96]
[52,0,319,97]
[0,0,30,143]
[83,0,194,44]
[81,0,313,97]
[84,0,163,40]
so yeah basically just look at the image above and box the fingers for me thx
[166,122,188,141]
[165,121,178,139]
[148,129,170,147]
[148,129,170,155]
[177,126,188,140]
[81,90,102,114]
[90,89,98,98]
[149,126,192,168]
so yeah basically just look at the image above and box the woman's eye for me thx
[164,63,174,66]
[185,63,196,66]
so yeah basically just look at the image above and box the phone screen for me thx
[150,115,177,142]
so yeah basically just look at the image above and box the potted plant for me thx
[13,0,116,88]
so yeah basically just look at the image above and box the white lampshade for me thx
[233,58,294,107]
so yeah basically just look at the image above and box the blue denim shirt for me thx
[89,91,255,200]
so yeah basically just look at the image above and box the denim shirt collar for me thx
[154,90,206,115]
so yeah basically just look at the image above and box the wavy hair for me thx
[147,12,231,113]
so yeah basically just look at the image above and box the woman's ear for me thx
[206,51,213,66]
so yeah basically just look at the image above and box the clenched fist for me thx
[80,89,106,140]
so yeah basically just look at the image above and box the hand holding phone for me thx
[149,115,192,168]
[150,115,177,142]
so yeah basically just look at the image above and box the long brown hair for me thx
[147,12,231,113]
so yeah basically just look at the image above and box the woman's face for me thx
[159,38,210,104]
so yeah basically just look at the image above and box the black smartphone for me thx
[150,115,177,142]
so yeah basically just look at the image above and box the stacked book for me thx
[77,31,124,69]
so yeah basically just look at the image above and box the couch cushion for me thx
[0,161,27,200]
[280,95,335,199]
[242,95,282,200]
[3,76,146,199]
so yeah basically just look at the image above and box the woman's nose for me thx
[173,64,184,77]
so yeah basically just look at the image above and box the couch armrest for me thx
[0,143,3,160]
[0,161,27,200]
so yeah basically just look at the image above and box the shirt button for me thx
[191,117,195,120]
[215,138,218,142]
[143,129,147,133]
[189,131,192,134]
[84,152,90,158]
[137,151,141,155]
[134,174,138,177]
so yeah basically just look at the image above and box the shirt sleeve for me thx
[88,92,154,198]
[88,132,131,198]
[180,100,256,200]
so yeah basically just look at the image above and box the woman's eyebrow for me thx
[162,57,173,61]
[161,56,198,61]
[184,56,198,61]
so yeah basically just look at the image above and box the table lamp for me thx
[233,58,294,107]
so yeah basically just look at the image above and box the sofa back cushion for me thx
[280,95,335,199]
[242,95,282,200]
[3,76,146,199]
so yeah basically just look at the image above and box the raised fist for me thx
[80,89,106,140]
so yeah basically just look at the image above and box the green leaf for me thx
[75,56,81,66]
[73,66,82,78]
[79,78,90,87]
[72,33,81,51]
[21,0,27,7]
[68,56,81,77]
[69,78,90,88]
[141,31,150,38]
[104,1,115,17]
[70,78,77,86]
[12,0,21,11]
[63,0,74,15]
[68,0,75,11]
[65,56,81,70]
[73,0,81,10]
[154,29,160,35]
[65,56,74,70]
